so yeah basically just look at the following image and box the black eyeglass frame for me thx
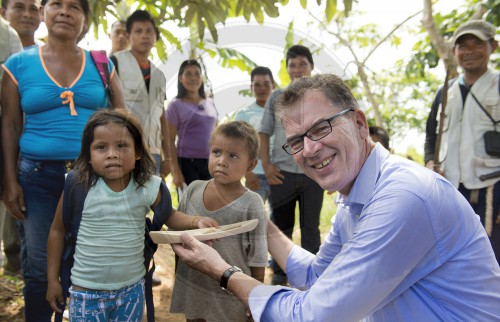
[282,108,355,155]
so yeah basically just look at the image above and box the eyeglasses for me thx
[282,108,354,155]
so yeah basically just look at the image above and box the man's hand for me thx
[172,233,230,281]
[263,162,284,185]
[425,160,445,177]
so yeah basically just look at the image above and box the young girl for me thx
[46,109,217,320]
[165,60,218,192]
[170,121,268,322]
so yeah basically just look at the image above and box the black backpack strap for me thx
[144,180,173,322]
[55,170,87,322]
[152,180,173,230]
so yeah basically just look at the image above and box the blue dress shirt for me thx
[248,144,500,321]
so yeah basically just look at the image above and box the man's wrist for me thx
[220,266,242,294]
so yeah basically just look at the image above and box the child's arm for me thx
[150,188,218,230]
[46,194,66,313]
[165,210,219,230]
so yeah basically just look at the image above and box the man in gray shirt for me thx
[259,45,324,285]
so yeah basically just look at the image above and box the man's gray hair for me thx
[276,74,359,122]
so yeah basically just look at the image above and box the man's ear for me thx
[247,159,258,172]
[0,8,6,19]
[354,109,369,139]
[491,40,499,53]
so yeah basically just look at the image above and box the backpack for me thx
[90,50,113,106]
[55,170,172,322]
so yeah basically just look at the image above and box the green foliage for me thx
[404,147,424,165]
[361,58,440,144]
[88,0,352,56]
[409,0,500,76]
[214,47,258,73]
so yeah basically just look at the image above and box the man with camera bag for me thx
[424,19,500,264]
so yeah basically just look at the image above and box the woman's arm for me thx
[1,71,25,219]
[165,120,185,188]
[160,114,170,178]
[109,71,125,109]
[46,194,66,313]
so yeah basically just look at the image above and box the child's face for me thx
[89,123,139,191]
[209,134,255,186]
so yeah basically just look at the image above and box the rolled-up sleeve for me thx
[248,189,436,321]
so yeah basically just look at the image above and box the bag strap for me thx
[469,90,499,127]
[55,170,87,322]
[144,180,173,322]
[90,50,113,104]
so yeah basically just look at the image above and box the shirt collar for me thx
[341,143,389,208]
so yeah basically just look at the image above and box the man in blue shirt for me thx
[234,66,275,203]
[173,74,500,321]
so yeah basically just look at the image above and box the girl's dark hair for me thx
[176,59,206,99]
[74,109,156,190]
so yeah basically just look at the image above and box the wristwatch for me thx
[220,266,242,294]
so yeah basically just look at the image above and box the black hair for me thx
[176,59,206,99]
[126,9,159,40]
[369,125,390,150]
[1,0,8,9]
[75,109,156,190]
[251,66,274,84]
[286,45,314,69]
[41,0,89,19]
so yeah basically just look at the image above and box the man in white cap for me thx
[424,19,499,264]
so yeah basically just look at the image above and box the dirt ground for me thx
[0,244,274,322]
[0,244,185,322]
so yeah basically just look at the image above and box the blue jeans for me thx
[69,279,145,321]
[17,158,67,321]
[254,174,271,204]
